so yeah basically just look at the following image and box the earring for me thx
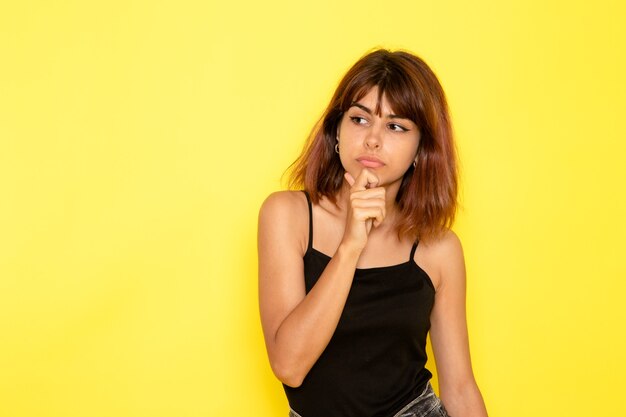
[412,160,417,168]
[335,143,339,154]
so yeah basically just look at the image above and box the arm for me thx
[429,230,488,417]
[258,171,383,387]
[258,191,360,387]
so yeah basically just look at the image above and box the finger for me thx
[353,207,385,223]
[350,187,386,200]
[373,210,384,227]
[344,172,355,187]
[351,198,386,217]
[353,169,379,191]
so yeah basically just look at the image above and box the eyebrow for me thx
[349,102,410,120]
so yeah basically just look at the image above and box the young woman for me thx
[258,48,488,417]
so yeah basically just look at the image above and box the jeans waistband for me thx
[390,382,436,417]
[288,381,438,417]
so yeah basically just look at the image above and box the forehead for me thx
[350,86,400,116]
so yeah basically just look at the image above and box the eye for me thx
[388,123,409,132]
[350,116,368,125]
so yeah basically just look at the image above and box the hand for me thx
[341,169,386,251]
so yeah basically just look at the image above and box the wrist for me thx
[336,240,364,261]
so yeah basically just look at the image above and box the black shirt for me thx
[283,191,436,417]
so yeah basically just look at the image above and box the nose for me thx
[364,125,382,150]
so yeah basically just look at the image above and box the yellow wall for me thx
[1,1,625,416]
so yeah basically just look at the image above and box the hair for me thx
[286,48,458,242]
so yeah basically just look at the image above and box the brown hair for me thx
[286,48,458,241]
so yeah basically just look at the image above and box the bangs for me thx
[339,69,424,128]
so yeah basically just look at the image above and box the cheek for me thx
[404,138,420,159]
[338,120,358,140]
[337,117,354,137]
[388,143,419,171]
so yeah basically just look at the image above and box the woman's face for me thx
[337,86,420,189]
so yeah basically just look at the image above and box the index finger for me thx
[352,168,379,191]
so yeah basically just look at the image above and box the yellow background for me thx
[1,1,625,416]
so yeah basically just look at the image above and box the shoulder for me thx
[419,228,463,258]
[431,229,463,258]
[259,190,308,221]
[258,190,309,255]
[416,229,465,291]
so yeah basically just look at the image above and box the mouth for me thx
[357,157,385,168]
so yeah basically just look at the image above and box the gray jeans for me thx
[288,382,451,417]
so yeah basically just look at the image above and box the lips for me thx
[357,156,385,168]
